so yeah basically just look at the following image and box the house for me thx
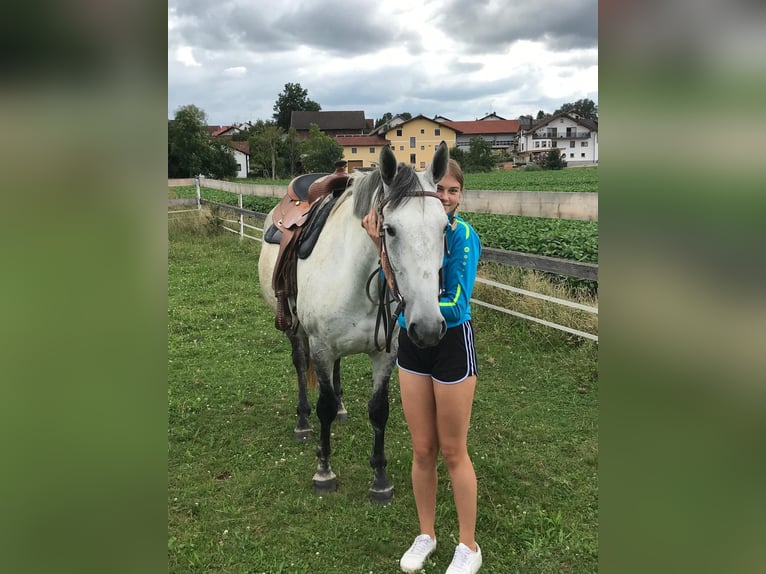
[377,115,457,169]
[368,114,409,136]
[476,112,507,121]
[206,125,238,138]
[335,134,391,172]
[515,112,598,166]
[227,140,250,178]
[290,111,368,138]
[436,117,520,152]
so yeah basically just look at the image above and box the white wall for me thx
[231,149,249,178]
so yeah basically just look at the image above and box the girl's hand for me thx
[361,209,382,252]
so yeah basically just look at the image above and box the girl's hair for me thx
[447,158,464,191]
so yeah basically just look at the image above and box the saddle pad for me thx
[263,223,282,244]
[297,194,340,259]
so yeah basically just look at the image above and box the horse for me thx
[258,142,450,503]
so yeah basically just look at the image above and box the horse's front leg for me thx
[286,325,312,441]
[367,349,397,504]
[312,352,339,494]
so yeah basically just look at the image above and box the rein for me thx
[368,190,442,353]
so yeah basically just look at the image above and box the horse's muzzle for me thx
[407,318,447,349]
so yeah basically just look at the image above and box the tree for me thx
[249,123,284,179]
[464,137,494,172]
[282,127,301,176]
[449,146,466,167]
[543,148,567,170]
[536,110,547,120]
[272,82,321,131]
[554,98,598,121]
[206,140,238,179]
[168,104,210,177]
[300,124,343,173]
[374,112,393,130]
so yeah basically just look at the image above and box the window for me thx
[351,147,357,154]
[552,142,557,148]
[396,129,402,136]
[435,128,441,136]
[399,145,404,151]
[410,137,416,148]
[420,129,425,134]
[369,147,375,153]
[570,141,575,148]
[410,153,416,164]
[535,141,540,148]
[581,141,588,147]
[420,145,425,150]
[541,141,547,148]
[420,161,426,168]
[236,163,241,171]
[581,153,585,157]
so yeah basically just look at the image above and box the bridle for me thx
[367,190,443,352]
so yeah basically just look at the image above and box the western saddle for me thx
[266,161,351,331]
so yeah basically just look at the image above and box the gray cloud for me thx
[434,0,598,52]
[168,0,598,124]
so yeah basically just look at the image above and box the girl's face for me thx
[436,172,461,215]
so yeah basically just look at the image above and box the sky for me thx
[168,0,598,126]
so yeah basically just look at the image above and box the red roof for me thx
[228,140,250,155]
[441,119,520,135]
[211,125,236,137]
[334,135,390,147]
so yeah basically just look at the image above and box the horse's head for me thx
[378,142,450,348]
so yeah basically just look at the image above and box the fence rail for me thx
[171,178,597,221]
[169,187,598,341]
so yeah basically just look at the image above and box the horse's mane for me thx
[350,169,382,219]
[350,163,421,219]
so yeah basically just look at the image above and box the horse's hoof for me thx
[294,428,312,441]
[336,406,348,422]
[368,485,394,505]
[312,473,337,495]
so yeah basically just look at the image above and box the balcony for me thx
[532,131,591,139]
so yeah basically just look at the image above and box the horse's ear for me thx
[430,141,449,183]
[380,145,397,186]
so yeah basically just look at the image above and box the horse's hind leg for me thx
[367,351,396,504]
[287,326,312,441]
[333,358,348,422]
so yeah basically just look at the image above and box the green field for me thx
[168,218,598,573]
[227,166,598,193]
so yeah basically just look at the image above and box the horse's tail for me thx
[306,354,318,389]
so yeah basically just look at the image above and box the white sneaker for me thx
[400,534,437,573]
[445,542,482,574]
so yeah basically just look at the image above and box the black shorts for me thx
[396,321,478,384]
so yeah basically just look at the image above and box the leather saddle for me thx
[268,162,350,331]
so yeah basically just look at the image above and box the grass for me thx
[168,213,598,573]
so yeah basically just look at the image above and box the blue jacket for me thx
[398,213,481,330]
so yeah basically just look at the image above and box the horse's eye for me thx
[384,225,396,237]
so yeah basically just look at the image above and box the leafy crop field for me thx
[168,218,598,573]
[232,167,598,193]
[464,167,598,192]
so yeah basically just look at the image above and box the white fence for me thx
[169,180,598,341]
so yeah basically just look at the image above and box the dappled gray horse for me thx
[259,143,450,502]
